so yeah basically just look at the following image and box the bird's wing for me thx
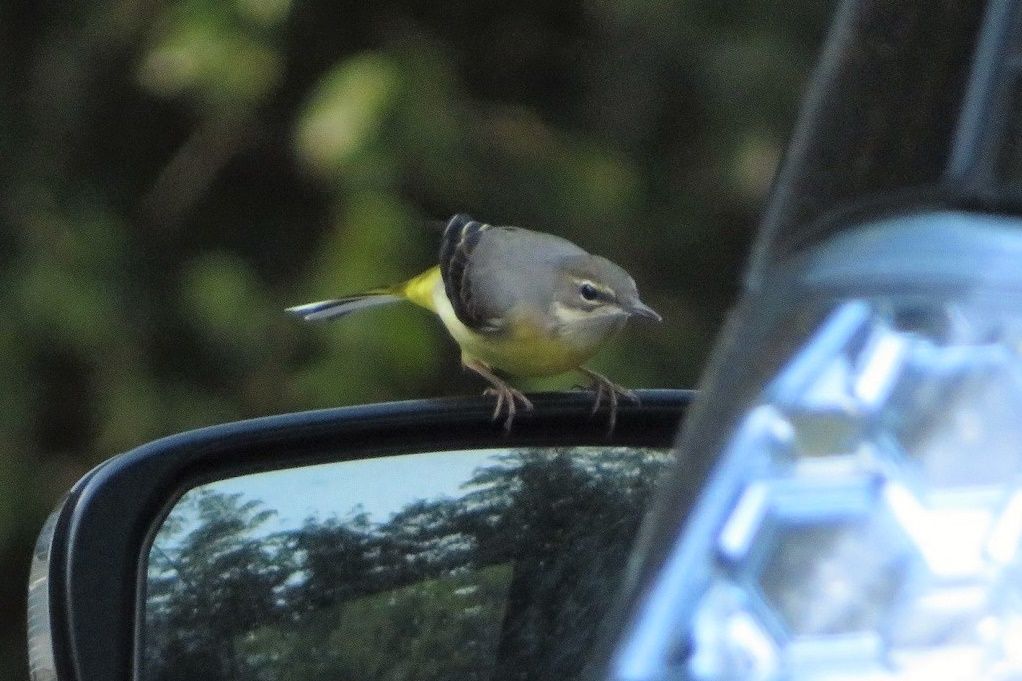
[439,214,586,334]
[440,215,500,332]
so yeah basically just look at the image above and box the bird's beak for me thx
[628,300,662,322]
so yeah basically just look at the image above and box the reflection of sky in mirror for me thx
[199,449,502,533]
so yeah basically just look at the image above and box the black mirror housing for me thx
[31,390,691,681]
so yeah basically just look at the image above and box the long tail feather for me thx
[286,292,402,322]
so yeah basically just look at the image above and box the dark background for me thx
[0,0,834,677]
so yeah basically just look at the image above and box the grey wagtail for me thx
[287,214,662,429]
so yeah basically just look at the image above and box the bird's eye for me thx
[579,283,600,301]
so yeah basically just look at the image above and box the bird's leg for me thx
[463,359,534,430]
[578,367,640,433]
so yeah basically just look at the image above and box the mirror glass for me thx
[141,446,671,681]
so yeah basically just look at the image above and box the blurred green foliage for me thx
[0,0,834,677]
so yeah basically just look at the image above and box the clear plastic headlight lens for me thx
[611,214,1022,681]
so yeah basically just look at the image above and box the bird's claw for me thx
[580,368,638,434]
[483,385,534,431]
[463,360,533,431]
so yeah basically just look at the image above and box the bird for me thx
[287,214,662,430]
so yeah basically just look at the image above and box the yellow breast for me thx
[458,317,598,377]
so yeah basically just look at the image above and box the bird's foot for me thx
[482,385,534,431]
[579,367,639,434]
[463,359,534,431]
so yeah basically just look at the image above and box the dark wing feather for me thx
[439,214,498,331]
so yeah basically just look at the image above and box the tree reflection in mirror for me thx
[141,446,672,681]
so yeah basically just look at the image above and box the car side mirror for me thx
[28,390,691,681]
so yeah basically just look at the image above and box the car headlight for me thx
[611,212,1022,681]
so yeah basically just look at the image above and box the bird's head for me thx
[550,255,662,334]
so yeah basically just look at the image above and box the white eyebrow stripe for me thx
[573,278,616,297]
